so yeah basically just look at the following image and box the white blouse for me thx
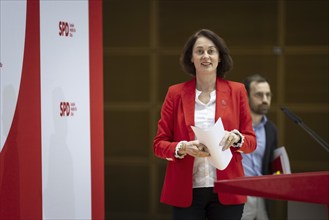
[192,89,217,188]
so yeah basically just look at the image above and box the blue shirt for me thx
[242,116,267,176]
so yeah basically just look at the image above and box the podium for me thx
[214,171,329,217]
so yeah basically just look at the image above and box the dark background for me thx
[103,0,329,219]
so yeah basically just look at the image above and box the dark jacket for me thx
[262,119,278,175]
[262,119,278,216]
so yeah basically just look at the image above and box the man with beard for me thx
[241,74,278,220]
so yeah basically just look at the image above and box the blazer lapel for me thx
[215,78,231,122]
[181,78,196,140]
[182,78,231,139]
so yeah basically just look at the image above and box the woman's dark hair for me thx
[180,29,233,78]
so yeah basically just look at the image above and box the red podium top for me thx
[214,171,329,205]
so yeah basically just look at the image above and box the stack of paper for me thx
[191,118,232,170]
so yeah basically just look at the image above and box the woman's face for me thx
[191,36,220,75]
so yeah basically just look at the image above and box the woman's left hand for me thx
[220,131,240,151]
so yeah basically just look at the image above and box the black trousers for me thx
[172,187,244,220]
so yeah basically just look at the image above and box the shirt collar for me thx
[253,115,267,129]
[195,89,216,106]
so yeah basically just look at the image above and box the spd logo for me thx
[59,21,69,36]
[60,101,77,117]
[59,21,76,37]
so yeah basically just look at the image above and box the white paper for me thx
[191,118,232,170]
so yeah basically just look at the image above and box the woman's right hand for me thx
[179,140,210,158]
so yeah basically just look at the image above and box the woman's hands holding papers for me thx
[179,140,210,158]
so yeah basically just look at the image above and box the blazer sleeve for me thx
[236,84,257,154]
[153,87,179,160]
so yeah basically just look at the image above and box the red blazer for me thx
[153,77,256,207]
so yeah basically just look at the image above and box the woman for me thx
[153,29,256,220]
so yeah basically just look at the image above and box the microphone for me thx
[280,106,302,124]
[281,106,329,153]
